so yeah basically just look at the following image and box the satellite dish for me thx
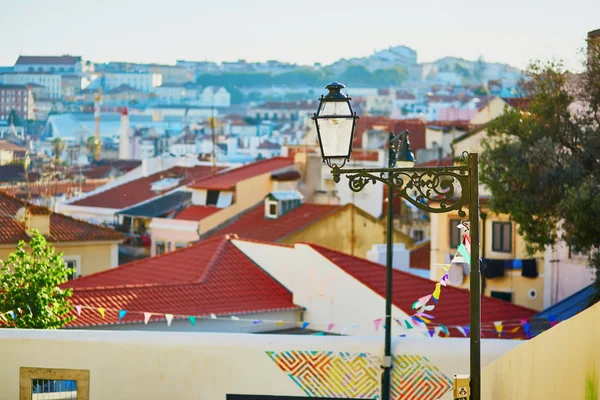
[448,264,464,286]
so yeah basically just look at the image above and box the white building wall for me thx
[0,329,519,400]
[234,241,419,337]
[3,73,62,99]
[105,73,162,92]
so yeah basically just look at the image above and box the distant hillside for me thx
[326,47,522,85]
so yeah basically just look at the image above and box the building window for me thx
[412,229,425,242]
[175,243,187,250]
[167,242,172,252]
[20,367,89,400]
[155,241,165,255]
[490,290,513,303]
[206,190,220,206]
[449,219,462,248]
[64,259,79,280]
[492,222,512,253]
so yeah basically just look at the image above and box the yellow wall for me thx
[0,241,118,277]
[198,172,288,235]
[431,208,545,310]
[282,205,414,258]
[481,301,600,399]
[470,97,507,126]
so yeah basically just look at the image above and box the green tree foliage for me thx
[8,110,21,126]
[0,230,74,329]
[85,135,100,158]
[196,66,406,88]
[50,137,65,162]
[481,42,600,302]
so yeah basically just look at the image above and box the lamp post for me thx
[313,82,481,400]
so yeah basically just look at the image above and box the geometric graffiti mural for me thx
[266,351,452,400]
[391,355,453,399]
[266,351,380,398]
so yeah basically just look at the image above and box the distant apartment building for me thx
[13,55,83,75]
[175,60,220,78]
[154,84,186,104]
[198,86,231,107]
[2,73,62,99]
[147,65,190,84]
[61,75,83,99]
[247,100,317,121]
[0,85,34,121]
[104,72,162,92]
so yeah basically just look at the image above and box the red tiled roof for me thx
[0,191,124,244]
[410,241,431,270]
[504,98,532,110]
[353,116,426,151]
[205,203,342,242]
[62,236,300,327]
[309,244,535,338]
[2,180,108,198]
[16,55,81,65]
[174,205,220,221]
[189,157,295,191]
[257,141,281,150]
[414,156,454,168]
[72,165,220,209]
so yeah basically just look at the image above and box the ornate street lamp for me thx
[313,82,482,400]
[312,82,359,168]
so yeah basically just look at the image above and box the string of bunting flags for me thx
[0,226,551,338]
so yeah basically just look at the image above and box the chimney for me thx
[16,206,51,236]
[119,107,130,160]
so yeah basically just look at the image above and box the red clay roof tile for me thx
[188,157,295,190]
[205,203,342,242]
[309,244,535,338]
[63,236,299,327]
[174,205,220,221]
[0,191,124,244]
[72,165,220,209]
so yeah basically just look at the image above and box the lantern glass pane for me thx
[320,101,351,116]
[317,117,353,158]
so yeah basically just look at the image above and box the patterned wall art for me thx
[265,351,452,400]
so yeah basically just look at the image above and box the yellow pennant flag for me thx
[97,308,105,319]
[276,320,286,326]
[432,283,441,301]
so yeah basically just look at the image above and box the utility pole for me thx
[210,91,216,173]
[94,88,102,161]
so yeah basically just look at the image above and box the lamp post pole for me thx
[468,153,481,400]
[381,132,395,400]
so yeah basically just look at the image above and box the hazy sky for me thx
[2,0,598,71]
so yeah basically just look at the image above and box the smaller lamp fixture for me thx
[312,82,359,168]
[394,131,416,168]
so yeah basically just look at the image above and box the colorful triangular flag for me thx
[314,332,325,336]
[8,311,16,320]
[97,308,105,319]
[327,323,335,332]
[253,320,262,324]
[144,312,152,324]
[548,315,557,327]
[429,329,435,337]
[276,320,285,326]
[75,305,82,316]
[404,320,413,330]
[373,318,382,332]
[165,314,174,327]
[432,283,441,302]
[456,326,467,337]
[301,322,309,330]
[188,316,196,326]
[439,324,449,336]
[510,326,521,333]
[494,321,503,337]
[118,310,127,320]
[210,313,217,319]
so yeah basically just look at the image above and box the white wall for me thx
[3,73,62,99]
[234,241,419,337]
[0,329,520,400]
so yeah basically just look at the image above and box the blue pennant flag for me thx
[118,310,127,320]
